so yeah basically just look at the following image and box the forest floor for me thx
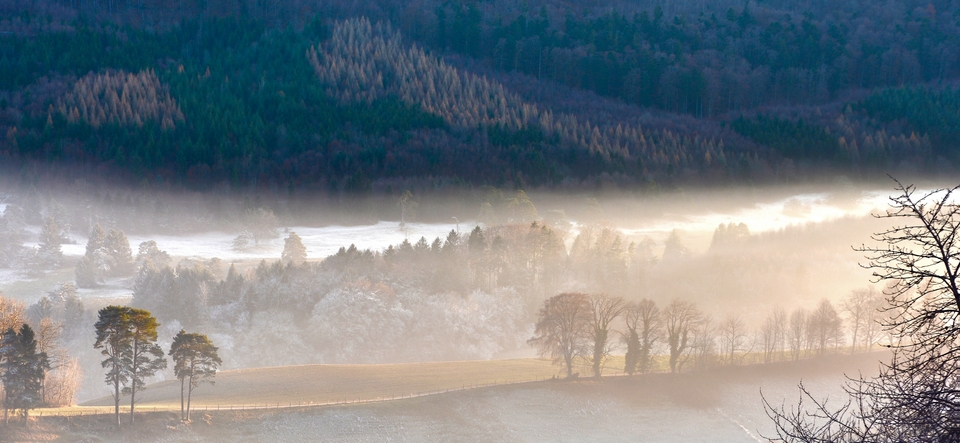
[1,352,886,442]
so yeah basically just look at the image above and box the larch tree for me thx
[169,330,221,421]
[0,295,25,333]
[528,292,592,378]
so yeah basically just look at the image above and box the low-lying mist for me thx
[0,180,920,403]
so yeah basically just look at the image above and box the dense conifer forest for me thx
[2,0,960,191]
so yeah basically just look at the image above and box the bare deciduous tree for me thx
[808,299,844,355]
[719,314,749,365]
[588,293,625,377]
[766,181,960,442]
[761,307,787,363]
[664,299,703,373]
[787,308,808,361]
[842,287,878,353]
[528,292,591,378]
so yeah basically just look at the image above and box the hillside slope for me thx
[2,0,959,190]
[81,359,569,408]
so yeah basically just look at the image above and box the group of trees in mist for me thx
[75,223,134,287]
[0,206,68,273]
[530,289,884,379]
[5,0,960,191]
[94,305,220,427]
[0,286,84,422]
[1,283,220,426]
[0,324,49,423]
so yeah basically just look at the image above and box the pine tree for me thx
[93,306,131,428]
[35,217,63,270]
[85,224,106,258]
[135,240,171,270]
[77,224,107,287]
[94,306,166,427]
[75,256,99,288]
[125,308,166,424]
[0,324,50,423]
[169,330,221,421]
[281,232,307,266]
[105,229,134,276]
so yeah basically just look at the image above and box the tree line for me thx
[0,293,221,426]
[530,289,885,379]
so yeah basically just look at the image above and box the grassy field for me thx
[8,352,888,443]
[71,358,595,413]
[32,349,879,418]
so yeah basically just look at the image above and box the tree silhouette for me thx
[94,306,166,427]
[588,293,625,377]
[528,292,591,378]
[169,330,221,422]
[663,299,703,373]
[766,181,960,441]
[0,324,49,423]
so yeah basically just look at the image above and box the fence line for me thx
[33,375,567,418]
[32,348,867,418]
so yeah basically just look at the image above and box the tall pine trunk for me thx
[114,377,120,428]
[179,378,185,421]
[186,378,193,422]
[130,335,138,424]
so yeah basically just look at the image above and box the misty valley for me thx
[6,0,960,440]
[0,183,922,441]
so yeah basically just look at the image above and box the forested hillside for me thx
[2,0,959,191]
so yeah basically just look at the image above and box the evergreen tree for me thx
[34,217,63,270]
[85,224,106,258]
[105,229,134,276]
[93,306,131,428]
[135,240,171,270]
[77,224,107,287]
[0,324,49,423]
[281,232,307,266]
[0,206,25,268]
[75,256,99,288]
[94,306,166,426]
[169,330,221,421]
[124,308,166,424]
